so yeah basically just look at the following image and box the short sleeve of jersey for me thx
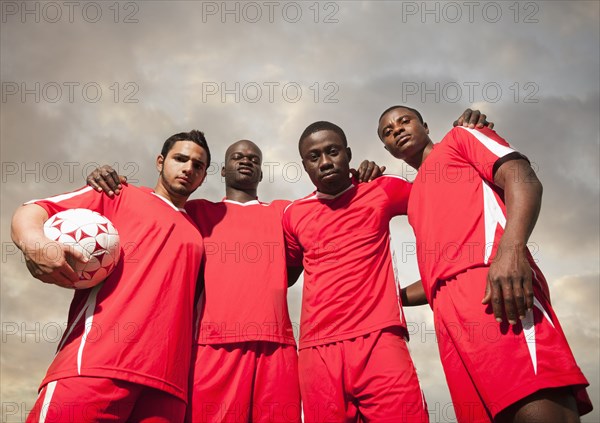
[282,204,303,267]
[30,186,105,217]
[450,126,529,183]
[374,175,413,216]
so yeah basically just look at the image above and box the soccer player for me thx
[184,140,302,423]
[282,121,427,423]
[377,106,593,422]
[87,140,307,422]
[11,130,211,423]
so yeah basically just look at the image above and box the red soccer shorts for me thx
[299,327,428,423]
[26,376,186,423]
[432,266,593,422]
[187,342,300,423]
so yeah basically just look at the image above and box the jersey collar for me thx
[151,192,187,212]
[223,198,261,206]
[315,182,355,200]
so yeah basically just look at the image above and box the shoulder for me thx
[369,174,411,190]
[442,126,510,147]
[184,198,215,213]
[283,192,318,217]
[121,184,150,198]
[269,199,292,208]
[287,192,318,208]
[265,199,292,214]
[28,185,103,206]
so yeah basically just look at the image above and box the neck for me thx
[153,185,187,208]
[225,186,258,203]
[406,141,434,170]
[320,178,352,196]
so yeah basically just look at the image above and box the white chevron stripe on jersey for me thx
[38,380,57,423]
[457,126,515,158]
[25,186,94,205]
[56,290,94,353]
[533,296,555,329]
[522,296,555,374]
[77,284,101,374]
[482,181,506,264]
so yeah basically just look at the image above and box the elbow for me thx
[10,206,25,244]
[533,175,543,201]
[525,165,543,201]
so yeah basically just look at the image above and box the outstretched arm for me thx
[482,159,542,324]
[11,204,86,288]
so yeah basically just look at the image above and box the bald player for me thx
[185,140,301,423]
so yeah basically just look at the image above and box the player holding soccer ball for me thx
[377,106,593,422]
[41,208,121,289]
[11,130,210,422]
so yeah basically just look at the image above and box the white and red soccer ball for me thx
[43,208,120,289]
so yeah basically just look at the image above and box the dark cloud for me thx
[1,1,598,421]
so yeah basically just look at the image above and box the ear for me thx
[221,166,226,178]
[346,147,352,162]
[156,155,165,173]
[302,159,308,172]
[259,169,263,182]
[424,122,430,134]
[383,144,389,151]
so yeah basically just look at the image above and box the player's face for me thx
[157,140,208,201]
[300,130,352,195]
[221,140,263,189]
[378,108,429,160]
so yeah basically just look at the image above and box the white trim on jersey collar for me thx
[223,199,262,206]
[315,183,355,200]
[151,192,186,212]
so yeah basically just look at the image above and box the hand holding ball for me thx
[43,209,120,289]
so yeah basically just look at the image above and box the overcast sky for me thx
[1,1,598,422]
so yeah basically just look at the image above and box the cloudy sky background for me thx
[1,1,598,421]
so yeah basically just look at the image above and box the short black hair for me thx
[298,121,347,153]
[378,105,424,124]
[161,130,211,165]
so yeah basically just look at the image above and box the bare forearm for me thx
[401,280,428,307]
[11,204,81,287]
[11,204,49,250]
[484,159,541,323]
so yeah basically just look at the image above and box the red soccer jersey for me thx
[185,199,296,346]
[31,185,203,401]
[407,126,545,303]
[282,176,412,349]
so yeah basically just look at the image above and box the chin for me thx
[172,185,193,196]
[319,181,339,193]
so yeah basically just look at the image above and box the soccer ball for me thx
[43,208,120,289]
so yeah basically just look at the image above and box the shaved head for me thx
[225,140,262,161]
